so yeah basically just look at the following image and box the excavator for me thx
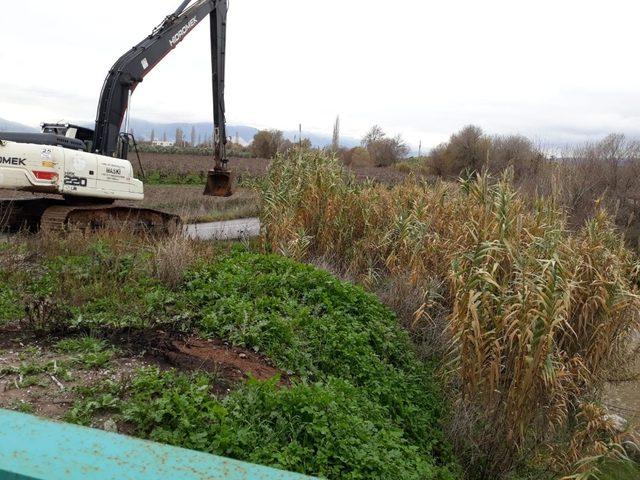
[0,0,233,234]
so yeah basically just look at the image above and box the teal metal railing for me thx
[0,409,316,480]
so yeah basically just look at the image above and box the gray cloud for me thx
[2,0,640,150]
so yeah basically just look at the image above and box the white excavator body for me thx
[0,140,143,202]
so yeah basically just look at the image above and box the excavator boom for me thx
[93,0,229,171]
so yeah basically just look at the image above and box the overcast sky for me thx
[1,0,639,149]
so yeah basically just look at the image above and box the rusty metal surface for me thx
[203,169,236,197]
[0,409,316,480]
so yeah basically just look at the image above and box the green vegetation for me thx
[9,401,35,414]
[595,460,640,480]
[1,358,73,388]
[0,286,23,325]
[70,370,455,479]
[55,336,118,369]
[184,252,456,472]
[144,171,206,185]
[68,251,458,479]
[20,239,178,332]
[0,235,458,479]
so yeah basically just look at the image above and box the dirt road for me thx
[184,217,260,241]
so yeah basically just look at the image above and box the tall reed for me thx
[260,151,640,478]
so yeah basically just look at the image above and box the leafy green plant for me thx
[71,368,458,480]
[19,239,180,331]
[55,336,118,369]
[1,359,73,389]
[0,285,23,324]
[67,251,458,478]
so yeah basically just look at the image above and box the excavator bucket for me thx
[204,168,236,197]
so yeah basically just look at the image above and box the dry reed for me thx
[260,151,640,478]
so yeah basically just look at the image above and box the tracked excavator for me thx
[0,0,233,234]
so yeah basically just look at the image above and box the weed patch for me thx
[8,238,182,332]
[68,250,459,479]
[71,368,457,479]
[0,286,23,325]
[55,336,118,369]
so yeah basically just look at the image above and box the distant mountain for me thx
[125,119,361,149]
[282,130,360,149]
[0,117,361,149]
[121,119,259,146]
[0,118,38,133]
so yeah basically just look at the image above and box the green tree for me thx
[250,130,286,158]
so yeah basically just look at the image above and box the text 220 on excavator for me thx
[0,0,233,234]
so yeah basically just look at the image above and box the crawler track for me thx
[0,198,181,235]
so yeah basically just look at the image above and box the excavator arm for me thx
[0,0,233,235]
[93,0,228,170]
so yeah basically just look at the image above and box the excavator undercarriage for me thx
[0,198,181,235]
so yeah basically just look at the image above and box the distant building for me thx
[152,140,174,147]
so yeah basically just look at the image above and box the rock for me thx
[238,353,247,359]
[103,418,118,433]
[604,413,628,433]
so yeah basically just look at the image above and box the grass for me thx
[23,240,175,331]
[67,250,459,478]
[1,358,73,388]
[260,150,640,479]
[0,232,459,479]
[55,336,118,369]
[9,400,35,414]
[139,185,260,223]
[0,286,22,325]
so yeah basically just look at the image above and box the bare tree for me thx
[487,135,545,182]
[362,126,409,166]
[362,125,385,147]
[446,125,489,174]
[190,125,197,147]
[150,129,155,143]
